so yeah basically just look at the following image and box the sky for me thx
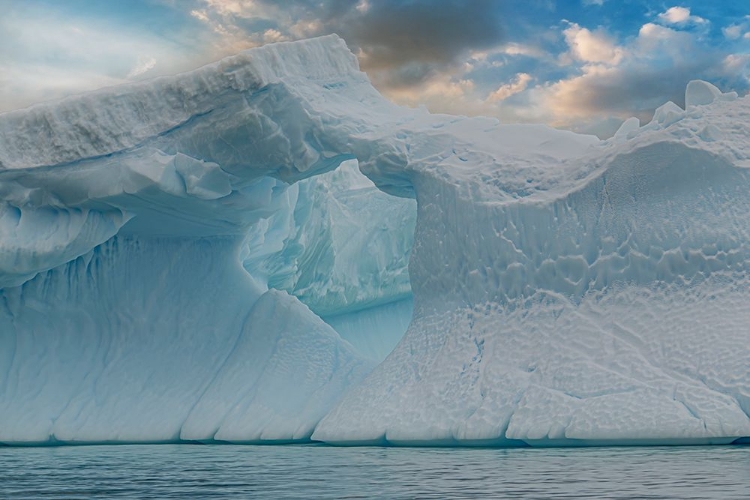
[1,0,749,137]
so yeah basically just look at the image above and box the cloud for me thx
[637,23,687,52]
[498,43,546,58]
[0,4,213,113]
[191,0,506,92]
[658,7,691,24]
[127,56,157,79]
[531,20,747,136]
[563,22,624,65]
[488,73,532,102]
[657,7,707,26]
[723,24,743,39]
[722,53,750,76]
[336,0,505,71]
[722,18,750,40]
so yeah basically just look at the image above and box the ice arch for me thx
[0,36,415,444]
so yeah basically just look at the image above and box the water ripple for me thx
[0,444,748,499]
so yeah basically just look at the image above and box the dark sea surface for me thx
[0,443,748,499]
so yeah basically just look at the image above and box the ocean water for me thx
[0,444,748,499]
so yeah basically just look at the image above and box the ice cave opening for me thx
[242,159,417,364]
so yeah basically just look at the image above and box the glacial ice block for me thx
[1,34,750,446]
[0,35,409,444]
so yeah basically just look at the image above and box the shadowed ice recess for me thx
[0,35,749,446]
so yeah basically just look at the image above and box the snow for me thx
[1,35,750,446]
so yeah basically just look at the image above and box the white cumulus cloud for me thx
[657,7,707,26]
[563,23,624,65]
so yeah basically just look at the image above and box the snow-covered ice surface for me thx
[1,35,749,446]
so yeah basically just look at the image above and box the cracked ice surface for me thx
[1,35,749,445]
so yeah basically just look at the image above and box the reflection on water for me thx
[1,444,748,499]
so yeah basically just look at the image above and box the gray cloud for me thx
[237,0,506,88]
[544,34,750,127]
[339,1,505,66]
[566,60,723,116]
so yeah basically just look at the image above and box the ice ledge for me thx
[0,35,361,171]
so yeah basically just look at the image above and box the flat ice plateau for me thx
[1,35,749,446]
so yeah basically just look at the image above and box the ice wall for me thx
[1,35,749,446]
[0,237,372,443]
[315,82,750,446]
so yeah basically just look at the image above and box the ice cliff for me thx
[1,36,749,446]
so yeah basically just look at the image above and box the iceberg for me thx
[1,35,749,446]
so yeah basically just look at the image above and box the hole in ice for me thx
[243,159,417,363]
